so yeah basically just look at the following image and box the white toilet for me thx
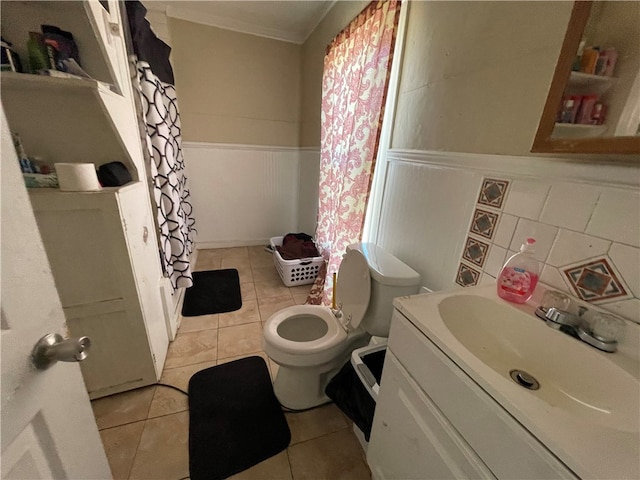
[263,243,420,410]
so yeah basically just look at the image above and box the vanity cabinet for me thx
[1,1,169,398]
[367,310,577,480]
[29,184,168,399]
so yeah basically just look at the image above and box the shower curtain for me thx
[126,1,195,290]
[308,0,401,305]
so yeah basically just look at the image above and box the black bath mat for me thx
[188,356,291,480]
[182,269,242,316]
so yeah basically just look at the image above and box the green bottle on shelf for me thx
[27,32,48,73]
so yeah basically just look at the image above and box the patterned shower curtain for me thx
[127,1,195,290]
[308,0,401,305]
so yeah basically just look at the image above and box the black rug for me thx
[188,356,291,480]
[182,269,242,317]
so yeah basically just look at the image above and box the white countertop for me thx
[393,284,640,480]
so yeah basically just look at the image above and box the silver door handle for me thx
[32,333,91,370]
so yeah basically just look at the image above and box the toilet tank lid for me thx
[347,243,420,287]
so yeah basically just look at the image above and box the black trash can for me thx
[325,343,387,442]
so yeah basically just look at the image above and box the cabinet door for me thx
[368,352,496,480]
[387,312,577,480]
[29,187,160,399]
[117,184,169,378]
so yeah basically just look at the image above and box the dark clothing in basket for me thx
[277,233,320,260]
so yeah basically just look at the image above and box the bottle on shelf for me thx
[580,47,600,75]
[572,38,586,72]
[497,238,540,304]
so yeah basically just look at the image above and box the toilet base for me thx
[271,334,370,410]
[273,364,335,410]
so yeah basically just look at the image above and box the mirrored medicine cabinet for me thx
[532,1,640,155]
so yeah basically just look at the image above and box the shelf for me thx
[1,71,137,177]
[566,71,615,96]
[0,1,122,91]
[1,71,116,96]
[28,182,140,197]
[553,122,608,139]
[569,71,615,85]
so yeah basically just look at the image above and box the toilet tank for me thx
[347,243,420,337]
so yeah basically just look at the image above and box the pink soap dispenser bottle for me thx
[497,237,540,304]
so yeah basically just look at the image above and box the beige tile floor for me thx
[92,246,371,480]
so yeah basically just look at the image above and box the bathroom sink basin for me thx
[437,294,640,433]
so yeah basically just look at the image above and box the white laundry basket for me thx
[270,236,324,287]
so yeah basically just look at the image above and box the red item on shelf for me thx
[590,102,607,125]
[576,94,598,124]
[558,95,582,123]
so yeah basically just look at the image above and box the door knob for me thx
[31,333,91,370]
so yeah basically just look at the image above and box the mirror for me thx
[532,1,640,155]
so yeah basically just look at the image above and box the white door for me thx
[0,108,112,479]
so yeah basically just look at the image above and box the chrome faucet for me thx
[535,305,618,353]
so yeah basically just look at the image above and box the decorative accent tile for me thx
[563,258,630,303]
[477,178,509,209]
[470,208,499,239]
[456,262,481,287]
[462,236,490,267]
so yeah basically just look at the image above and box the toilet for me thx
[263,243,420,410]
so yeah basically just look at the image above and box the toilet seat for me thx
[264,305,346,355]
[262,249,372,368]
[335,249,371,330]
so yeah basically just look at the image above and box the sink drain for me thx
[510,369,540,390]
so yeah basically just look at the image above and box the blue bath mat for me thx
[188,356,291,480]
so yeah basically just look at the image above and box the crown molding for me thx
[164,5,302,44]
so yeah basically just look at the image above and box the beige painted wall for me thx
[168,18,301,146]
[299,1,369,147]
[392,1,574,155]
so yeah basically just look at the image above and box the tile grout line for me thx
[126,419,147,480]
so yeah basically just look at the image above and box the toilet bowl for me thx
[263,243,420,410]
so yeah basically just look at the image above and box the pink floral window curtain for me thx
[308,0,401,305]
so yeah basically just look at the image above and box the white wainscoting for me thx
[183,142,304,249]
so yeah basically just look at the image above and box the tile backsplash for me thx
[457,176,640,324]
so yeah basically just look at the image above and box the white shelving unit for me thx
[1,1,169,399]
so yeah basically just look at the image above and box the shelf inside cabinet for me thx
[566,71,615,95]
[1,71,137,178]
[1,71,115,94]
[553,122,608,138]
[0,0,121,92]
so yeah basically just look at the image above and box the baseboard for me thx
[196,239,271,250]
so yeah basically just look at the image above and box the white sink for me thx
[438,294,640,433]
[392,284,640,480]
